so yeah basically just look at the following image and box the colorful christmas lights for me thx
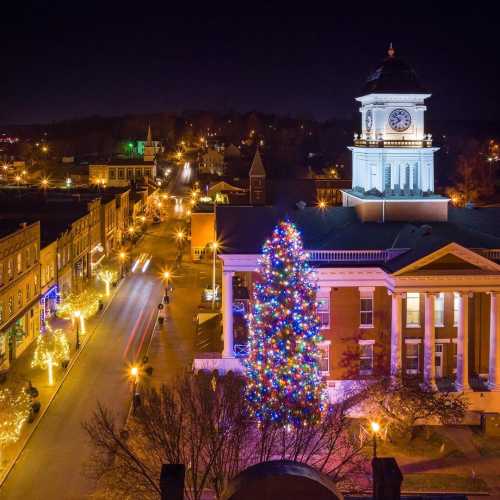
[245,220,326,427]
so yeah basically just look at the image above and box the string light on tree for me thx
[245,220,326,428]
[97,268,118,297]
[0,388,31,461]
[56,290,100,334]
[31,328,70,385]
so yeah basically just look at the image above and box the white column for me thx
[424,293,437,389]
[456,292,471,392]
[390,292,403,376]
[222,271,234,358]
[488,292,500,391]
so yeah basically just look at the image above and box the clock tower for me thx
[343,45,448,222]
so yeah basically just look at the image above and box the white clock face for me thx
[388,108,411,132]
[365,110,373,131]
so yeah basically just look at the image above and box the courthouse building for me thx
[196,47,500,412]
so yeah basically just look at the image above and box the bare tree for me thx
[365,376,468,441]
[251,404,368,492]
[83,373,368,499]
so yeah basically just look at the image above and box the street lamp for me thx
[128,226,135,238]
[162,269,171,296]
[74,311,81,350]
[211,241,219,310]
[317,200,328,210]
[119,251,127,278]
[370,421,381,458]
[130,365,140,413]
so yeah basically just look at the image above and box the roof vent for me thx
[296,200,306,210]
[420,224,432,236]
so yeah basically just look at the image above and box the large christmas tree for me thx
[245,220,325,427]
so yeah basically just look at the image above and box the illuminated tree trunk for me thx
[47,353,54,385]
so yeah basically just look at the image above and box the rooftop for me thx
[0,218,38,240]
[216,205,500,271]
[362,45,428,95]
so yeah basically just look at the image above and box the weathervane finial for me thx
[388,42,395,57]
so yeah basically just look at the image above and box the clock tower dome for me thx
[343,45,448,222]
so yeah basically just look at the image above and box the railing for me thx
[307,248,408,263]
[353,138,433,148]
[233,344,249,358]
[473,249,500,261]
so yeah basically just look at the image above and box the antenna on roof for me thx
[388,42,395,58]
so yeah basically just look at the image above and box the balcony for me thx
[353,138,433,148]
[307,248,409,264]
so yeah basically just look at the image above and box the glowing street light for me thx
[162,269,172,295]
[370,421,381,458]
[317,200,328,210]
[128,226,135,236]
[175,229,185,242]
[129,365,140,413]
[41,178,49,189]
[211,241,219,310]
[119,251,127,277]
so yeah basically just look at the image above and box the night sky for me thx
[2,5,499,125]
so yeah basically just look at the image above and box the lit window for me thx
[359,342,374,375]
[406,292,420,327]
[17,290,22,307]
[317,293,330,329]
[360,290,373,327]
[453,292,460,326]
[405,341,420,375]
[8,297,13,315]
[17,253,22,273]
[0,305,3,324]
[318,341,330,374]
[8,259,13,279]
[434,293,444,327]
[26,283,30,300]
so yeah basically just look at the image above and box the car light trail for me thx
[141,257,151,273]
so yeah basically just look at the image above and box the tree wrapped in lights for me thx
[57,290,100,334]
[245,220,326,428]
[31,328,70,385]
[0,388,31,460]
[97,268,118,297]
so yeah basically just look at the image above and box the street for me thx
[0,217,202,499]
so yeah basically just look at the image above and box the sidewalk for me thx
[143,259,205,387]
[0,277,121,484]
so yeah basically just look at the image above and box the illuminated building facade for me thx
[196,47,500,413]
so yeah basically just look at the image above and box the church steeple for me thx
[249,148,266,205]
[143,124,155,162]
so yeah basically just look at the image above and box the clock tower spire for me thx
[342,46,448,222]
